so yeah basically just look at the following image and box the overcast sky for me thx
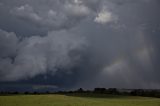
[0,0,160,91]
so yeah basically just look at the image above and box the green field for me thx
[0,93,160,106]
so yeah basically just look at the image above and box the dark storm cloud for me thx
[0,0,116,35]
[73,0,160,89]
[0,29,87,81]
[0,0,96,32]
[0,29,18,57]
[0,0,160,90]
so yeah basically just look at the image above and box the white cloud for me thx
[94,10,113,24]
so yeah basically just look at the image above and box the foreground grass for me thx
[0,93,160,106]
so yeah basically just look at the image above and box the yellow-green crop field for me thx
[0,93,160,106]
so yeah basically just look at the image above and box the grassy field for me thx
[0,93,160,106]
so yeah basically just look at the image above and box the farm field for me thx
[0,93,160,106]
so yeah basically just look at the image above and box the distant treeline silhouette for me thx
[0,88,160,98]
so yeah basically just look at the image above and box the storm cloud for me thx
[0,0,160,90]
[0,29,87,81]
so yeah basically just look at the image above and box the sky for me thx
[0,0,160,91]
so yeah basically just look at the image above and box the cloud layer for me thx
[0,29,87,81]
[10,1,94,30]
[0,0,160,89]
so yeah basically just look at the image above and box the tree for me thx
[77,88,84,93]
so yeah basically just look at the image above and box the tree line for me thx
[0,88,160,98]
